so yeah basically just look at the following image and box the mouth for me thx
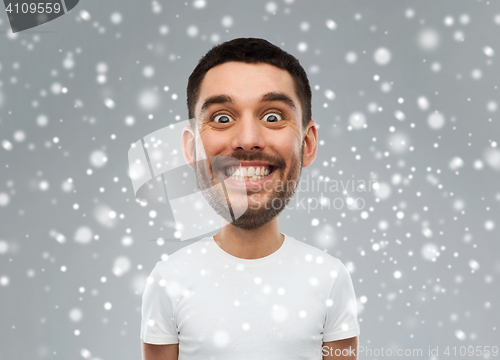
[220,164,276,182]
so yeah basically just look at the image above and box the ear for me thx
[181,125,195,170]
[302,120,318,168]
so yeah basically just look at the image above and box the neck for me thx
[213,218,284,259]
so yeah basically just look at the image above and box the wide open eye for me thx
[262,113,282,123]
[213,114,235,123]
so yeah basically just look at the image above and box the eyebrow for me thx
[199,91,297,118]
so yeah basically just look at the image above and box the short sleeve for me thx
[323,260,360,342]
[140,261,179,345]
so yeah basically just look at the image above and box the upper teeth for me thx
[225,166,272,180]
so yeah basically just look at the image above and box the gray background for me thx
[1,0,499,359]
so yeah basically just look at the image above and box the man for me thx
[140,38,360,360]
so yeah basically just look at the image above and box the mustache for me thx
[211,153,286,170]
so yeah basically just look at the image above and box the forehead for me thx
[196,61,300,114]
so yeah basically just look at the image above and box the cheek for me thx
[271,132,301,158]
[196,134,224,157]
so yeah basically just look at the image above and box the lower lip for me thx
[221,169,276,188]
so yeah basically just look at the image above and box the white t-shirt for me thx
[140,233,360,360]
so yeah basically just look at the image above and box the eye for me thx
[213,114,235,123]
[262,112,282,123]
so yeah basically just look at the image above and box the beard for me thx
[193,140,305,230]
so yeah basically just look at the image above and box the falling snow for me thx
[0,1,498,359]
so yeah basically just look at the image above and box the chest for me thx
[171,268,328,359]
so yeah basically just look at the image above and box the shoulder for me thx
[284,235,351,293]
[154,237,213,274]
[284,235,349,287]
[285,235,343,270]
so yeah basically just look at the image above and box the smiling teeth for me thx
[225,166,271,181]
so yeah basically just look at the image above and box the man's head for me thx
[187,37,312,133]
[181,38,317,230]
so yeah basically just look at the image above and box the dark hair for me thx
[186,37,312,131]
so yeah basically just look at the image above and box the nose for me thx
[231,114,266,151]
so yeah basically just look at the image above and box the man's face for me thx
[187,61,315,230]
